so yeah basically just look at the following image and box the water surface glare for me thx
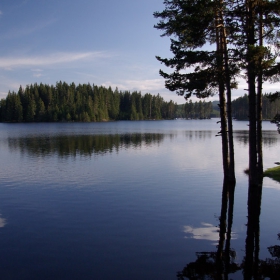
[0,120,279,279]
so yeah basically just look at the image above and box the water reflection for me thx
[5,129,279,159]
[178,179,240,279]
[184,131,213,140]
[234,131,279,147]
[243,179,263,279]
[7,133,165,158]
[178,176,280,279]
[242,179,280,279]
[182,129,279,145]
[261,234,280,278]
[0,215,6,228]
[183,223,220,243]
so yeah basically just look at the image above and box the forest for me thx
[231,94,280,120]
[181,94,280,121]
[0,81,214,122]
[1,82,280,123]
[0,82,177,122]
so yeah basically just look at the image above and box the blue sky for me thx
[0,0,279,104]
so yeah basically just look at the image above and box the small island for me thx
[264,165,280,183]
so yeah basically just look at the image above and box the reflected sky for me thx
[0,120,279,279]
[0,215,6,228]
[183,222,237,243]
[3,129,279,159]
[0,121,279,191]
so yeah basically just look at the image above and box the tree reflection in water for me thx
[177,179,240,279]
[177,177,280,279]
[7,133,165,157]
[260,234,280,279]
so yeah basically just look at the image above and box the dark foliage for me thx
[0,82,178,122]
[231,94,280,120]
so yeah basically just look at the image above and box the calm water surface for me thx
[0,119,279,279]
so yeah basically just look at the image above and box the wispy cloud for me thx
[0,10,3,16]
[102,78,165,93]
[1,18,57,40]
[32,69,43,78]
[101,78,186,102]
[0,51,109,69]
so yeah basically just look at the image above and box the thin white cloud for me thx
[32,69,43,78]
[33,73,43,78]
[0,75,26,97]
[1,18,57,40]
[0,10,3,16]
[100,79,187,103]
[23,18,56,35]
[32,68,43,71]
[102,78,165,93]
[0,51,109,69]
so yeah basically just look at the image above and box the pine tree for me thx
[228,0,280,184]
[154,0,238,182]
[154,0,280,184]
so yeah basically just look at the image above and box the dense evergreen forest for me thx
[173,101,213,119]
[0,82,279,122]
[0,82,213,122]
[0,82,177,122]
[232,94,280,120]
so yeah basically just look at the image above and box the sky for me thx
[0,0,279,104]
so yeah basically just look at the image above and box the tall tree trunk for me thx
[257,1,263,177]
[215,0,236,184]
[220,4,236,185]
[246,0,258,187]
[215,8,230,181]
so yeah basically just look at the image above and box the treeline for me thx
[2,82,279,122]
[232,94,280,120]
[175,101,213,119]
[0,81,216,122]
[0,82,178,122]
[184,100,213,119]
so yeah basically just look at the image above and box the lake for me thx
[0,119,279,279]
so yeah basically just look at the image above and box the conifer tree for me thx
[227,0,280,184]
[154,0,280,184]
[154,0,238,183]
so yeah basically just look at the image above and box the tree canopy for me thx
[0,82,178,122]
[154,0,280,184]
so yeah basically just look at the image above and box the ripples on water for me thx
[0,120,279,279]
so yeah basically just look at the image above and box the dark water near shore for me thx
[0,119,279,279]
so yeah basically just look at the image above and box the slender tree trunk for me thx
[246,0,258,187]
[220,5,236,185]
[257,2,263,177]
[216,8,230,180]
[214,0,236,185]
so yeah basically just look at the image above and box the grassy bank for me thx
[263,166,280,183]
